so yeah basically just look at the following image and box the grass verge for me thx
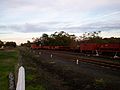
[0,49,18,90]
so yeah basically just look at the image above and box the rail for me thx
[53,52,120,70]
[16,66,25,90]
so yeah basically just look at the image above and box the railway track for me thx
[52,52,120,70]
[77,58,120,70]
[33,49,120,70]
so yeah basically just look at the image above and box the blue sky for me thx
[0,0,120,44]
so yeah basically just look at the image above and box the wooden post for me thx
[114,52,118,59]
[39,52,41,55]
[16,66,25,90]
[51,54,53,58]
[96,50,99,56]
[76,59,79,64]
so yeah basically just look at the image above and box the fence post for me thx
[76,59,79,64]
[9,72,15,90]
[16,66,25,90]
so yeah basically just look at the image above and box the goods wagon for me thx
[31,44,42,49]
[31,43,120,57]
[98,43,120,57]
[79,43,100,53]
[99,44,120,52]
[79,43,120,57]
[31,44,70,51]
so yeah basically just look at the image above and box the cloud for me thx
[0,0,120,44]
[0,18,120,35]
[0,22,68,33]
[1,0,120,24]
[61,21,120,33]
[0,21,120,45]
[2,0,120,11]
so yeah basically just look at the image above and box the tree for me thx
[5,42,16,48]
[32,31,77,46]
[26,40,31,47]
[79,31,102,43]
[49,31,76,46]
[0,40,4,48]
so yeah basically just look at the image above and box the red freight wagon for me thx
[42,46,51,49]
[99,43,120,52]
[31,44,42,49]
[80,43,100,51]
[57,46,70,51]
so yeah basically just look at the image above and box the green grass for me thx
[25,63,46,90]
[0,49,18,90]
[26,72,45,90]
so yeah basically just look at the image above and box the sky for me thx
[0,0,120,45]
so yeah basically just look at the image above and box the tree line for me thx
[79,31,120,43]
[30,31,120,47]
[32,31,76,47]
[1,31,119,48]
[0,40,16,48]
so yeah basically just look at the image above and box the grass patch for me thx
[19,48,46,90]
[0,49,18,90]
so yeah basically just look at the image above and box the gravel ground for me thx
[20,48,120,90]
[39,50,120,82]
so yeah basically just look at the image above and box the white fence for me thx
[16,66,25,90]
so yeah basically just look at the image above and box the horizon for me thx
[0,0,120,44]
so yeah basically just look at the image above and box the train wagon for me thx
[31,43,120,57]
[99,43,120,57]
[31,44,42,49]
[80,43,100,53]
[99,43,120,52]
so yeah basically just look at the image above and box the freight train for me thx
[31,43,120,58]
